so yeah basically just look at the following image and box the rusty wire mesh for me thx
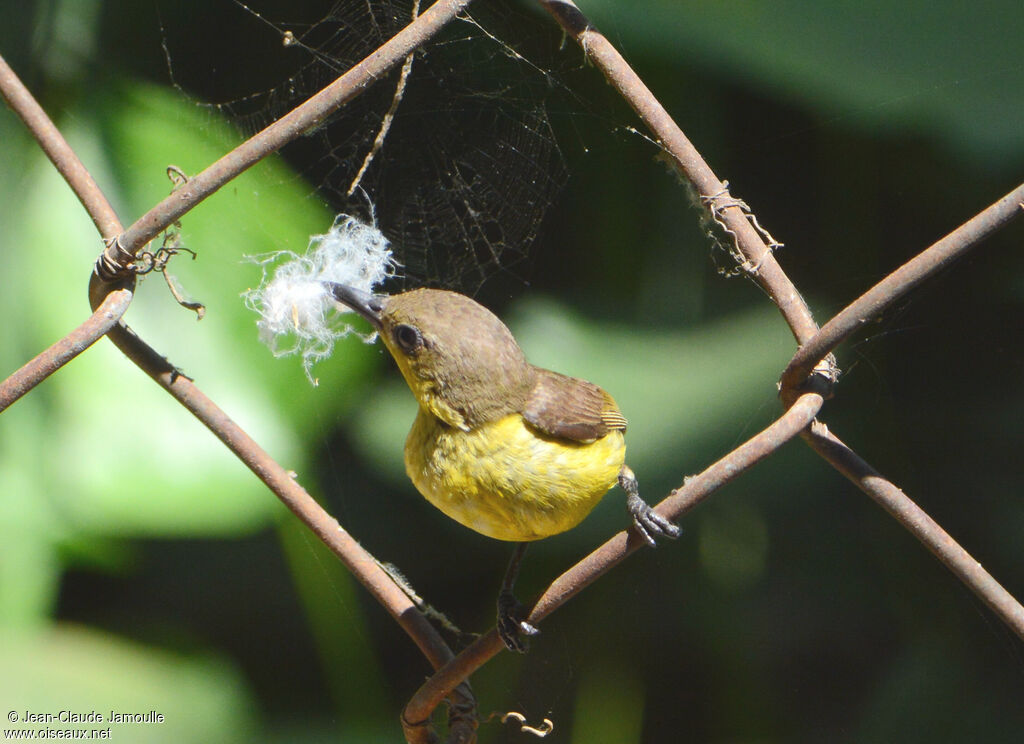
[2,0,1023,741]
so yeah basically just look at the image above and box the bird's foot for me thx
[497,590,539,653]
[620,465,682,547]
[628,493,682,546]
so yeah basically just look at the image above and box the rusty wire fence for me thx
[2,0,1023,741]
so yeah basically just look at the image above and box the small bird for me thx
[328,284,680,651]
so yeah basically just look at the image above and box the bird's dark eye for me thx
[392,324,423,355]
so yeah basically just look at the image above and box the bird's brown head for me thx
[328,285,536,430]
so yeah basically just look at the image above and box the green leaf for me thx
[2,79,383,546]
[0,624,258,743]
[581,0,1024,162]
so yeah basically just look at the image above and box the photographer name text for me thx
[13,711,163,725]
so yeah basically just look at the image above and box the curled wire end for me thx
[95,235,138,282]
[500,711,554,738]
[166,165,189,190]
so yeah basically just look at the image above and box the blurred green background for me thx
[1,0,1023,742]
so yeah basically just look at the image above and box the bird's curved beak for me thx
[325,283,384,330]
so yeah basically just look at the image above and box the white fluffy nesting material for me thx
[244,214,396,383]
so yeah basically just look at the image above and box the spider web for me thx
[160,0,570,293]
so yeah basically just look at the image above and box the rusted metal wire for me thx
[92,302,477,733]
[0,53,121,238]
[538,0,820,348]
[403,393,825,737]
[781,183,1024,399]
[2,20,479,736]
[3,2,1023,743]
[97,4,483,727]
[804,423,1024,637]
[538,0,1024,632]
[0,282,134,413]
[102,0,475,280]
[404,392,825,734]
[0,54,134,411]
[396,3,1024,740]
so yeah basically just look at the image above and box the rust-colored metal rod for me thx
[404,393,824,740]
[0,282,134,413]
[0,53,121,238]
[5,0,479,685]
[108,0,475,273]
[805,422,1024,640]
[0,54,134,412]
[538,0,819,346]
[781,183,1024,397]
[87,274,475,733]
[105,2,480,726]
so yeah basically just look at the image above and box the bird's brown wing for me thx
[521,368,627,443]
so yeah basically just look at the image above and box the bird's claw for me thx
[620,465,681,547]
[627,492,682,547]
[497,591,538,653]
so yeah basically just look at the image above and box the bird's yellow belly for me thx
[404,409,625,541]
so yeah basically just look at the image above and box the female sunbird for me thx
[328,284,680,651]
